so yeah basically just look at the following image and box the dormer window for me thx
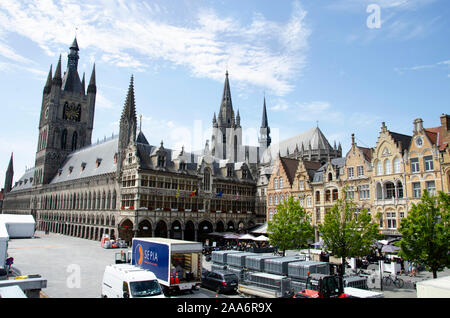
[113,153,118,164]
[128,153,133,164]
[68,166,73,174]
[24,179,28,184]
[96,158,102,168]
[180,161,186,171]
[227,166,233,177]
[81,162,86,171]
[30,177,33,183]
[157,155,165,167]
[58,169,62,176]
[242,169,247,179]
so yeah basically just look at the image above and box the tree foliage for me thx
[398,191,450,278]
[267,196,315,256]
[318,189,381,275]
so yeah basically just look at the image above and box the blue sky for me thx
[0,0,449,188]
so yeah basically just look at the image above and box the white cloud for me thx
[395,59,450,74]
[0,0,311,96]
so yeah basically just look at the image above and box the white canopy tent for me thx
[253,235,269,242]
[238,233,256,240]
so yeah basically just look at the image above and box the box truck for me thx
[131,238,202,295]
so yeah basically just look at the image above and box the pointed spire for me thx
[81,72,86,94]
[351,133,355,147]
[4,152,14,193]
[70,37,79,51]
[261,96,269,128]
[87,63,96,94]
[121,75,137,122]
[218,70,234,127]
[43,64,53,94]
[236,109,241,127]
[52,55,62,86]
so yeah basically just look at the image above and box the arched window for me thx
[385,159,391,175]
[71,131,78,151]
[394,158,401,173]
[377,161,383,176]
[328,173,333,182]
[203,168,211,192]
[61,129,68,150]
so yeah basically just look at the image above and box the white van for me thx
[102,264,166,298]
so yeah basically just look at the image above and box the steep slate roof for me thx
[10,168,34,192]
[261,127,334,164]
[357,146,373,162]
[389,131,411,154]
[312,157,346,183]
[302,160,323,181]
[279,157,299,186]
[50,137,118,184]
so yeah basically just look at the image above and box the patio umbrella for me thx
[381,244,400,253]
[223,233,240,239]
[238,233,256,240]
[253,235,269,241]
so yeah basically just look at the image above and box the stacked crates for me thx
[287,261,329,281]
[344,276,368,290]
[211,250,243,264]
[264,256,306,276]
[211,264,227,272]
[245,255,281,272]
[226,252,257,268]
[246,272,287,291]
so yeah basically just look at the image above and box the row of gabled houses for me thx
[266,114,450,239]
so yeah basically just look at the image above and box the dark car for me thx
[201,269,239,294]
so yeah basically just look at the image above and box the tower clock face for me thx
[64,103,80,121]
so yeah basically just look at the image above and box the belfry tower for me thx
[33,37,97,186]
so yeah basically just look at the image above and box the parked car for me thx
[201,269,238,294]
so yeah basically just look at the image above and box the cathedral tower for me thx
[117,75,137,177]
[33,37,97,186]
[211,71,242,162]
[259,96,271,151]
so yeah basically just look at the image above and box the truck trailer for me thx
[131,238,202,295]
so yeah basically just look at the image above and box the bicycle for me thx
[383,274,404,288]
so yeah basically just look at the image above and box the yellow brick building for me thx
[265,114,450,239]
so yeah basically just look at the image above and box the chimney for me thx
[440,114,450,138]
[413,118,424,133]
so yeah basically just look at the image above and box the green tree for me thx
[318,189,381,277]
[267,195,315,256]
[398,191,450,279]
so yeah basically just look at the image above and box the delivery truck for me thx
[131,237,202,295]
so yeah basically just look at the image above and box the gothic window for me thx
[203,168,211,192]
[71,131,78,151]
[328,173,333,182]
[234,135,238,162]
[61,129,68,150]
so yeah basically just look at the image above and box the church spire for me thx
[218,70,234,127]
[261,96,269,128]
[43,64,53,94]
[119,75,137,146]
[4,153,14,193]
[52,55,62,87]
[87,63,96,94]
